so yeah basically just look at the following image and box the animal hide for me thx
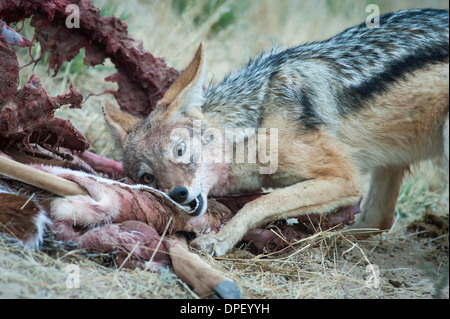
[0,0,179,117]
[1,163,360,268]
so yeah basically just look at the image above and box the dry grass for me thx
[1,0,449,299]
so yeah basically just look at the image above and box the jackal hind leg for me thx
[352,166,408,234]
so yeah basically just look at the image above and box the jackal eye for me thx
[141,173,155,184]
[174,142,186,157]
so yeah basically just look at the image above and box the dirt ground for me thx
[0,206,448,299]
[219,215,449,299]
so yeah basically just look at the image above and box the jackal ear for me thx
[158,43,206,119]
[102,100,141,148]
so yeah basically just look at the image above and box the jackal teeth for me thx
[187,198,199,211]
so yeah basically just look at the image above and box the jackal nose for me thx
[169,186,189,203]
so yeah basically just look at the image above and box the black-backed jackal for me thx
[104,9,449,256]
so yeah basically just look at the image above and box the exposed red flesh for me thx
[242,200,361,254]
[38,166,361,262]
[0,0,180,117]
[1,0,181,178]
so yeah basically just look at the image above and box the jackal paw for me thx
[190,234,232,256]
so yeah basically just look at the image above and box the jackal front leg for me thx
[191,177,361,256]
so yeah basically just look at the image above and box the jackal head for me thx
[103,43,229,217]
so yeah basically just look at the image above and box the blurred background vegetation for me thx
[17,0,450,79]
